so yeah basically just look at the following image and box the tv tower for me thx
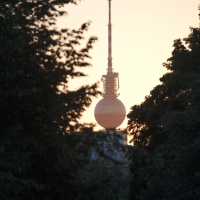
[94,0,126,129]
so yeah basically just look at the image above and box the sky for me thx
[57,0,200,131]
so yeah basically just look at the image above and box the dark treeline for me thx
[127,27,200,199]
[0,0,127,199]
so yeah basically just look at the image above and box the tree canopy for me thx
[0,0,102,199]
[0,0,99,134]
[127,27,200,199]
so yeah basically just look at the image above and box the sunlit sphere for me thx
[94,97,126,129]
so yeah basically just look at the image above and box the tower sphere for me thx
[94,98,126,129]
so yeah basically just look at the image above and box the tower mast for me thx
[108,0,113,73]
[199,4,200,28]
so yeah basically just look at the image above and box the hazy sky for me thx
[57,0,200,131]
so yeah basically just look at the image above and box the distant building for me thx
[91,130,128,163]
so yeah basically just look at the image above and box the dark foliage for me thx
[0,0,103,199]
[127,28,200,199]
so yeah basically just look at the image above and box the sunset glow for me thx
[57,0,200,130]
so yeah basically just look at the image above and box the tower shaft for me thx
[102,0,119,98]
[199,4,200,28]
[108,0,113,73]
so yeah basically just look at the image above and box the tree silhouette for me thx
[127,27,200,199]
[0,0,100,199]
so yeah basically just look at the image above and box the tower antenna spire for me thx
[108,0,113,73]
[199,4,200,28]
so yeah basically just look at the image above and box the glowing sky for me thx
[57,0,200,131]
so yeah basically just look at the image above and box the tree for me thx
[0,0,100,199]
[127,27,200,199]
[76,159,128,200]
